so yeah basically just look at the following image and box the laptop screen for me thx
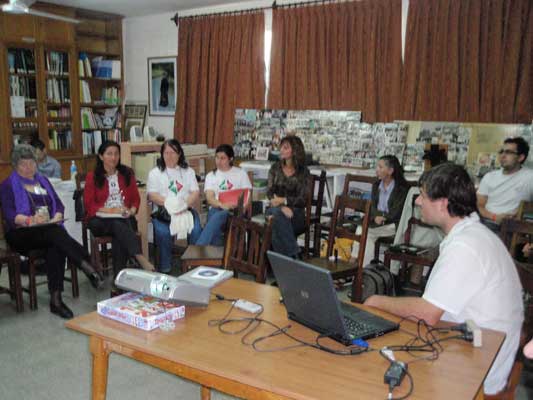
[267,251,350,342]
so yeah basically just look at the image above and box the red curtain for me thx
[402,0,533,123]
[174,12,265,146]
[268,0,402,122]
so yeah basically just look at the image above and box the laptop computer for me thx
[267,251,399,346]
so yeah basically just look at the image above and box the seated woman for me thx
[147,139,202,273]
[195,144,252,246]
[266,136,310,258]
[84,141,154,286]
[356,155,409,266]
[0,144,102,319]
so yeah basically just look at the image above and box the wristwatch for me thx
[283,198,288,206]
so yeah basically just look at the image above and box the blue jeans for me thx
[152,209,202,272]
[194,208,230,246]
[265,206,305,258]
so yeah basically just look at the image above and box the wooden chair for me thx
[0,216,23,312]
[500,218,533,339]
[373,180,418,262]
[489,218,533,400]
[181,193,249,273]
[383,195,439,296]
[306,195,371,302]
[303,170,327,258]
[76,173,112,274]
[317,174,376,248]
[0,207,78,311]
[484,359,523,400]
[77,172,141,275]
[223,215,273,283]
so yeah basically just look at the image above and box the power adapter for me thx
[384,361,407,390]
[466,319,482,347]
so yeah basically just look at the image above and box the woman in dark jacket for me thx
[358,155,409,266]
[266,136,310,258]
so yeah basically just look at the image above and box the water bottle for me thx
[70,160,77,181]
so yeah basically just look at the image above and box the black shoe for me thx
[80,260,104,289]
[87,272,104,289]
[50,301,74,319]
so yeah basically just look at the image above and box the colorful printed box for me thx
[97,292,185,331]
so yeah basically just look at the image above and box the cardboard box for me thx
[97,292,185,331]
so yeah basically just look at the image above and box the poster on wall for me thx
[148,57,177,116]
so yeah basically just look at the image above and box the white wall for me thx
[123,11,178,138]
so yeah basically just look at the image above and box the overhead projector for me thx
[115,269,210,307]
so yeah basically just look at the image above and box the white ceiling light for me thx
[1,0,80,23]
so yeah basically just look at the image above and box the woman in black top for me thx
[266,136,310,258]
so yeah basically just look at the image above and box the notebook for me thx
[267,251,399,346]
[218,189,250,207]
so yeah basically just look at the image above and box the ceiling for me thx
[40,0,251,18]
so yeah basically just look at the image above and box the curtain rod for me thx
[171,0,348,25]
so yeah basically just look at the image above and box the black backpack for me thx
[361,261,395,302]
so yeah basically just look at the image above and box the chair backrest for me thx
[500,218,533,338]
[341,174,377,198]
[517,201,533,221]
[326,195,371,261]
[304,170,327,256]
[404,194,433,245]
[75,172,87,191]
[223,215,273,283]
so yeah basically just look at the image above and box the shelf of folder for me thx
[80,77,121,83]
[80,102,122,108]
[12,117,38,123]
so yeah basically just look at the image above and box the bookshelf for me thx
[76,9,124,156]
[0,4,123,179]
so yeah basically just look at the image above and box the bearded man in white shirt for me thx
[365,163,523,396]
[477,136,533,229]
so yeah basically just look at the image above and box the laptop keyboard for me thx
[343,316,376,338]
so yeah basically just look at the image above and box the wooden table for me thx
[66,279,504,400]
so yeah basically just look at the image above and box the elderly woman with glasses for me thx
[0,144,102,319]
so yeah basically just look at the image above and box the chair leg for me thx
[9,257,23,312]
[90,237,103,275]
[28,258,38,310]
[69,261,79,298]
[82,226,88,253]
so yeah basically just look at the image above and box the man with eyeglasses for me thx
[477,137,533,230]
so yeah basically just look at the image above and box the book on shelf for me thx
[45,51,68,75]
[79,81,92,103]
[82,129,121,155]
[47,79,70,104]
[97,292,186,331]
[78,52,92,78]
[10,96,25,118]
[9,48,35,74]
[91,57,121,79]
[48,127,72,150]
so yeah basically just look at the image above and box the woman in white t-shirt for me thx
[147,139,202,273]
[196,144,252,246]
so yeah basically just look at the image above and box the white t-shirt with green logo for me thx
[204,167,251,200]
[147,166,199,203]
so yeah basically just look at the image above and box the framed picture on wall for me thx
[148,57,177,116]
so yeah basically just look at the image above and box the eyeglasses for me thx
[498,149,519,155]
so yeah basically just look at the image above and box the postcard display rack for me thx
[233,109,533,173]
[233,109,407,169]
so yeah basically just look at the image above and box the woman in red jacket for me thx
[84,141,154,286]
